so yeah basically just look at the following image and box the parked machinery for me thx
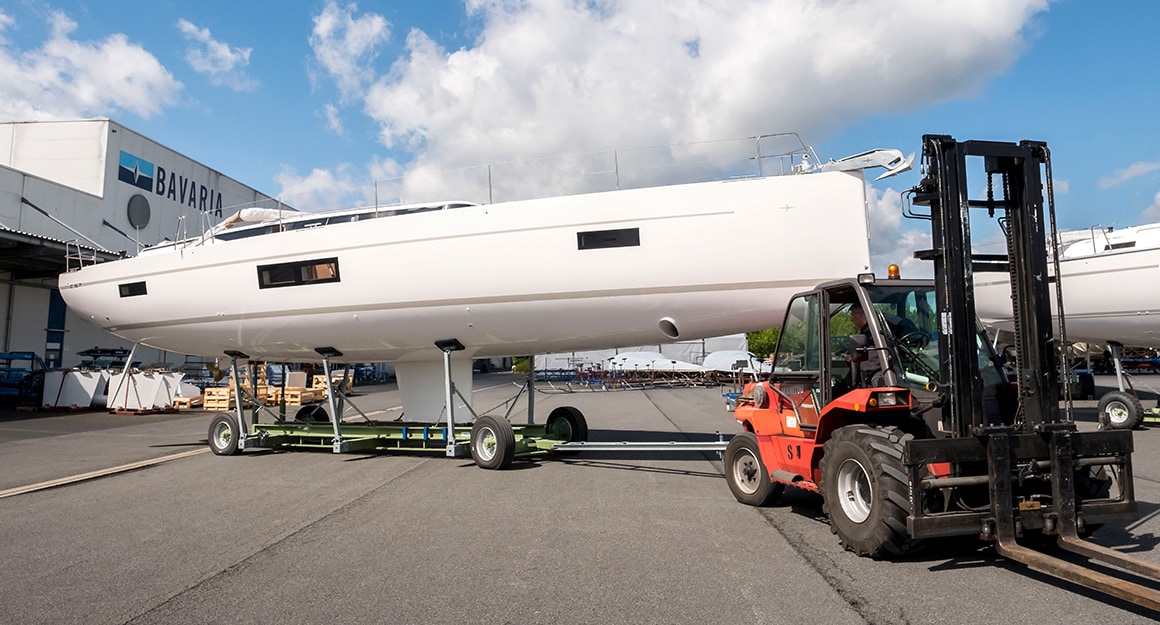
[724,137,1160,609]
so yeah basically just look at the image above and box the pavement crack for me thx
[754,506,914,625]
[118,456,437,625]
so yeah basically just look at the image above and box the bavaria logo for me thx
[117,151,154,192]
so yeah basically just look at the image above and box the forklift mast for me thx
[905,136,1160,610]
[910,136,1060,434]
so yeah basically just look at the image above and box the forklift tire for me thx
[208,413,241,456]
[471,415,516,470]
[546,406,589,445]
[819,425,918,557]
[1099,391,1144,430]
[724,432,785,506]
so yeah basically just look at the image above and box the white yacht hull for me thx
[60,172,874,363]
[975,244,1160,347]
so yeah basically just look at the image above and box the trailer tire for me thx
[208,413,241,456]
[294,405,329,423]
[724,432,784,506]
[546,406,588,446]
[1099,391,1144,430]
[471,415,516,470]
[820,425,917,557]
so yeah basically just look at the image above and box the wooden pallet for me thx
[203,387,234,411]
[312,375,353,398]
[172,395,203,409]
[271,388,316,406]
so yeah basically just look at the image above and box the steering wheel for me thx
[898,330,930,351]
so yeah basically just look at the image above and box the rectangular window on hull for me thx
[257,258,341,289]
[118,281,147,297]
[577,227,640,250]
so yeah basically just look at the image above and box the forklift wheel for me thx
[723,433,784,506]
[208,413,241,456]
[471,415,516,470]
[1099,391,1144,430]
[819,425,918,557]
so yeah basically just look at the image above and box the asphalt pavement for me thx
[0,373,1158,625]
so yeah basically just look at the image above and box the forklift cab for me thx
[768,276,1011,433]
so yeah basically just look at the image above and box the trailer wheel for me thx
[724,432,784,506]
[294,405,329,423]
[1099,391,1144,430]
[819,425,917,557]
[546,406,588,444]
[208,413,241,456]
[471,415,516,470]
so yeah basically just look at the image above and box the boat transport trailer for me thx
[207,340,729,469]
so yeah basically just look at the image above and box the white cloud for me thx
[293,0,1050,209]
[360,0,1047,188]
[177,19,258,92]
[323,103,344,135]
[0,11,181,120]
[310,1,390,102]
[0,11,13,44]
[1098,161,1160,189]
[274,164,361,211]
[1140,190,1160,224]
[866,183,933,278]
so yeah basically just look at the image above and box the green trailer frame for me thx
[205,344,596,469]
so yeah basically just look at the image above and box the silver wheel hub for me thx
[1106,401,1129,424]
[476,427,497,461]
[836,458,873,524]
[733,450,762,495]
[213,422,232,449]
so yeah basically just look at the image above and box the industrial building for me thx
[0,119,283,369]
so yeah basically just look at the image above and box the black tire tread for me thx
[819,425,919,558]
[1099,390,1144,430]
[723,432,785,507]
[471,415,516,470]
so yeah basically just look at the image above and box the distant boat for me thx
[975,222,1160,348]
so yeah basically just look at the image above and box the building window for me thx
[257,258,341,289]
[577,227,640,250]
[118,281,147,297]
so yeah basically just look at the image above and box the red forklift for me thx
[724,136,1160,609]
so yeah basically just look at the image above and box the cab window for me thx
[774,294,820,372]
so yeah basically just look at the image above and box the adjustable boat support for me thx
[223,350,252,450]
[434,339,471,457]
[314,347,346,453]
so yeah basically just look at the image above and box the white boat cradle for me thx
[40,368,187,411]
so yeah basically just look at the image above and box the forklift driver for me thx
[847,305,884,387]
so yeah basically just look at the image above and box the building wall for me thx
[0,119,285,369]
[0,275,11,350]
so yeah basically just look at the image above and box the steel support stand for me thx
[224,350,251,450]
[108,343,139,411]
[526,357,536,425]
[1109,341,1128,393]
[315,347,345,453]
[435,339,466,457]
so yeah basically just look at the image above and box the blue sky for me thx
[1,0,1157,273]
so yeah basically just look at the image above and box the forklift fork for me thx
[986,428,1160,610]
